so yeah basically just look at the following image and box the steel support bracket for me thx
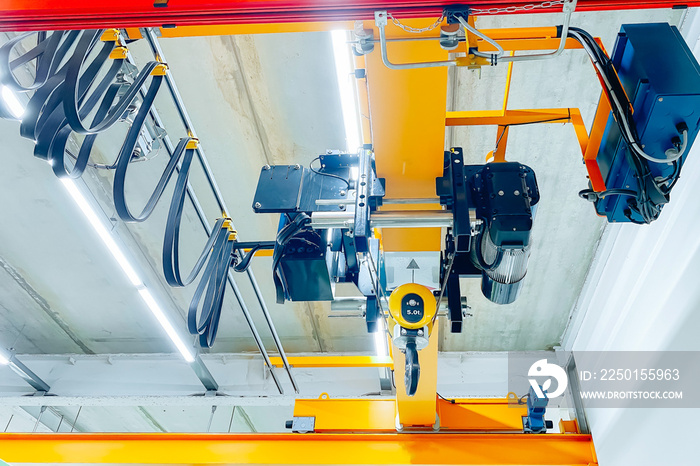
[287,416,316,433]
[374,10,388,27]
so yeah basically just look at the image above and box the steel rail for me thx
[310,210,474,229]
[143,29,297,393]
[330,297,450,312]
[0,0,696,31]
[0,432,598,465]
[316,197,441,206]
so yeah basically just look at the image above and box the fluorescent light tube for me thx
[60,178,194,362]
[374,320,388,357]
[331,30,362,152]
[2,85,25,119]
[138,288,195,362]
[60,179,143,287]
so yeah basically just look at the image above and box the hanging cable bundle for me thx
[0,30,161,179]
[186,222,236,347]
[159,138,237,348]
[0,30,238,349]
[271,213,315,304]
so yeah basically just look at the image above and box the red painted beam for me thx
[0,0,695,31]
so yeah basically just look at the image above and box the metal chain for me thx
[387,12,445,34]
[471,0,565,15]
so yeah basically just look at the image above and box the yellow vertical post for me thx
[363,18,449,253]
[393,324,439,428]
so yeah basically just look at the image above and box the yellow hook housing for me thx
[388,283,437,330]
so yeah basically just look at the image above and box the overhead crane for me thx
[1,0,699,465]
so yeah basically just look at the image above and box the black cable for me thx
[162,140,224,286]
[0,31,69,92]
[493,116,572,154]
[437,393,456,404]
[271,213,313,303]
[666,160,683,192]
[233,244,270,272]
[187,225,235,348]
[309,155,350,189]
[111,72,181,223]
[160,138,238,348]
[578,188,637,201]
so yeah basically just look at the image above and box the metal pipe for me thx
[468,0,576,63]
[246,272,300,393]
[32,406,46,432]
[311,210,454,229]
[315,197,441,206]
[143,29,296,392]
[206,405,217,432]
[8,354,50,393]
[350,36,443,44]
[375,11,457,70]
[330,297,449,312]
[383,197,441,205]
[328,312,452,319]
[330,296,389,311]
[372,210,454,228]
[315,198,354,206]
[459,17,504,59]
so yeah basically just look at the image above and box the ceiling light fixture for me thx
[137,288,195,362]
[374,319,388,357]
[0,350,9,365]
[60,178,195,363]
[60,179,143,287]
[2,85,25,119]
[331,30,363,152]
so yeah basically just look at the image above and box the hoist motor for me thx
[437,149,540,332]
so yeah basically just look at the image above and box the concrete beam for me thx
[0,395,303,407]
[0,351,548,401]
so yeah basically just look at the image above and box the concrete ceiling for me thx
[0,7,685,370]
